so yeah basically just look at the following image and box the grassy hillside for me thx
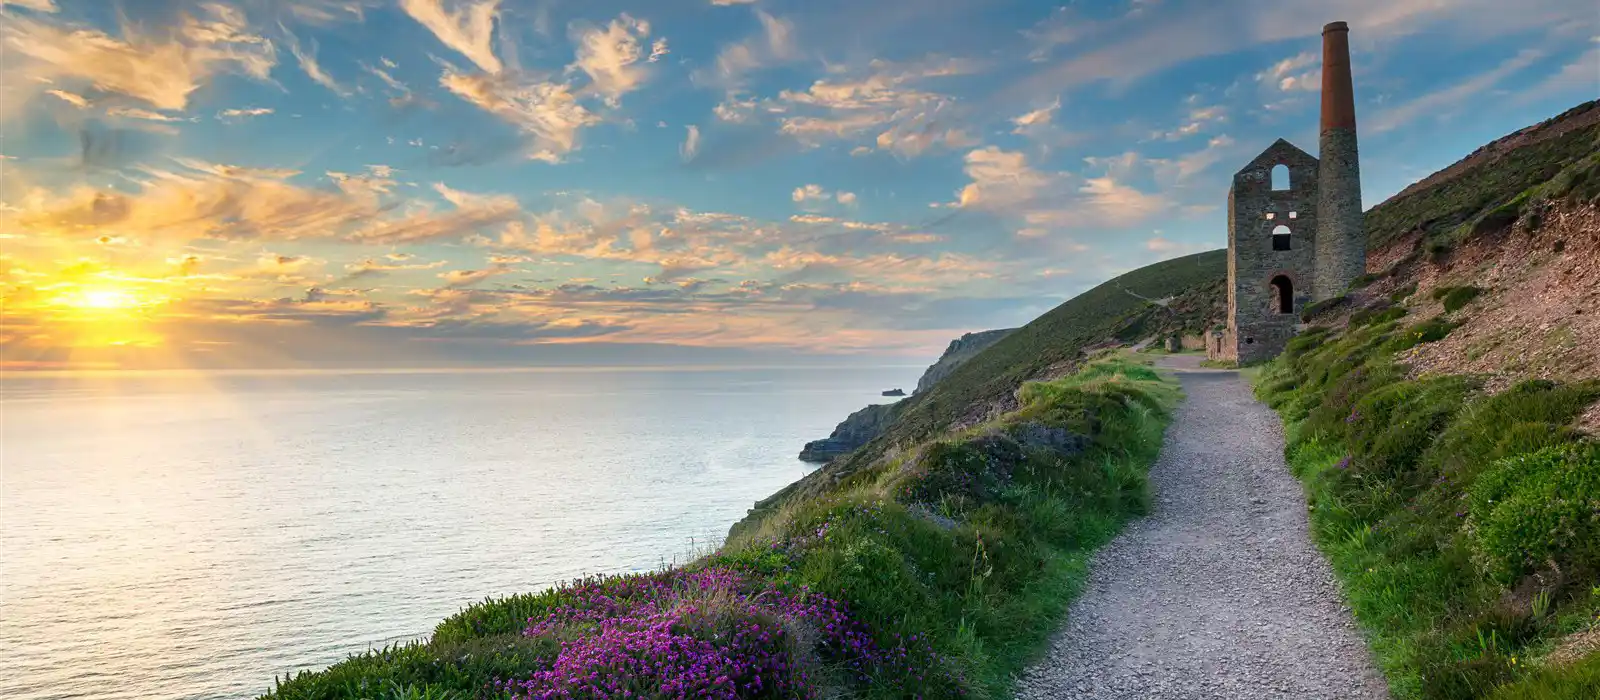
[1256,316,1600,699]
[1252,100,1600,699]
[1364,100,1599,250]
[264,356,1180,699]
[736,249,1226,531]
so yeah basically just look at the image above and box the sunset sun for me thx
[52,285,167,312]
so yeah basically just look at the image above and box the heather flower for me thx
[501,566,937,699]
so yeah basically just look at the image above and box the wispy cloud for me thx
[399,0,502,74]
[1368,48,1545,133]
[0,4,276,114]
[283,30,349,96]
[568,13,658,106]
[681,124,701,161]
[439,69,598,163]
[696,10,798,89]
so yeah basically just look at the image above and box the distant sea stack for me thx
[915,329,1016,395]
[882,388,906,397]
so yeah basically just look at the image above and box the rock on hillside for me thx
[915,329,1016,395]
[798,403,899,463]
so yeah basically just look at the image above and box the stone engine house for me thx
[1209,21,1367,364]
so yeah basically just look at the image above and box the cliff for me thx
[797,402,900,463]
[914,329,1015,395]
[795,328,1014,463]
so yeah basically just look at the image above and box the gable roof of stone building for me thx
[1238,138,1318,173]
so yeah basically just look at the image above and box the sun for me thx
[75,287,140,310]
[54,285,163,311]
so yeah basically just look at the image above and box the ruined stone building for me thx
[1209,21,1366,364]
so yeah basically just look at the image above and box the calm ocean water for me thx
[0,365,920,699]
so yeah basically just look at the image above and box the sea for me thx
[0,365,922,699]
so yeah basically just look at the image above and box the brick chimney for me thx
[1314,20,1366,301]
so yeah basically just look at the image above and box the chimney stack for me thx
[1314,20,1365,301]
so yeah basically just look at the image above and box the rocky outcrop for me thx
[914,329,1016,395]
[798,403,900,463]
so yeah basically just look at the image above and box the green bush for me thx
[1434,286,1485,313]
[1352,306,1408,328]
[1392,283,1421,303]
[1468,444,1600,582]
[1385,316,1458,354]
[1346,377,1477,484]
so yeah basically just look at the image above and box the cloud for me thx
[1516,45,1600,104]
[0,4,277,114]
[1368,48,1546,133]
[697,10,798,88]
[681,124,701,161]
[710,0,757,5]
[45,89,89,108]
[955,147,1053,210]
[439,69,599,163]
[1257,51,1320,92]
[996,0,1590,109]
[1012,99,1058,132]
[106,107,188,122]
[4,158,523,244]
[283,30,349,96]
[758,56,981,156]
[568,14,656,106]
[1,0,59,12]
[1152,102,1227,141]
[792,184,856,206]
[439,264,515,289]
[399,0,502,74]
[218,107,274,121]
[950,146,1173,236]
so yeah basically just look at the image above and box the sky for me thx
[0,0,1595,369]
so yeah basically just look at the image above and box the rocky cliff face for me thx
[914,329,1015,395]
[798,403,900,463]
[797,328,1014,463]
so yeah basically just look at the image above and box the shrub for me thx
[1433,286,1485,313]
[1299,295,1350,322]
[1426,380,1600,483]
[1345,376,1477,484]
[1352,306,1408,328]
[1391,283,1420,303]
[1472,201,1523,237]
[1385,316,1458,354]
[1468,444,1600,583]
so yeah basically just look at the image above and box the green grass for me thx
[1255,312,1600,700]
[1487,653,1600,699]
[265,357,1182,700]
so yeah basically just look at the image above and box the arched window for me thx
[1271,164,1290,190]
[1270,275,1294,314]
[1272,225,1292,251]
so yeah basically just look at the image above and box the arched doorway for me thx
[1270,275,1293,314]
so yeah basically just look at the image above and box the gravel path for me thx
[1015,359,1389,699]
